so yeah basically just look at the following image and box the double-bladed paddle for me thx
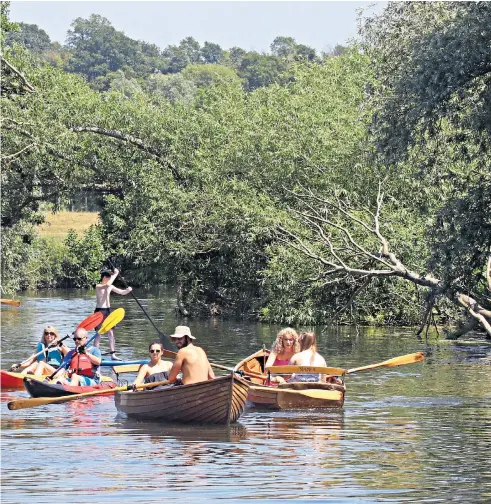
[8,378,169,410]
[1,299,21,307]
[47,308,125,380]
[9,312,105,372]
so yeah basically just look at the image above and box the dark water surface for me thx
[1,289,490,503]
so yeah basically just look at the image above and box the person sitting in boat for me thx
[11,326,69,375]
[265,328,300,367]
[264,328,300,384]
[52,328,102,386]
[167,326,215,386]
[289,332,342,384]
[133,341,173,387]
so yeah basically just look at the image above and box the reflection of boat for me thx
[235,349,346,410]
[117,417,248,442]
[115,374,250,424]
[1,370,46,390]
[24,376,117,397]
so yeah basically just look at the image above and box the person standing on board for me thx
[167,326,215,385]
[94,268,132,361]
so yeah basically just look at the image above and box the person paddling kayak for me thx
[94,268,132,361]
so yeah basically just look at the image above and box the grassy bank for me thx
[38,211,100,242]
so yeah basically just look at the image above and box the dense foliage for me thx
[1,3,489,336]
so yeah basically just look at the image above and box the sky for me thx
[8,1,387,54]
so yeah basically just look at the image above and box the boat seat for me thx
[278,382,346,393]
[244,360,262,374]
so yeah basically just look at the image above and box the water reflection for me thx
[2,290,491,503]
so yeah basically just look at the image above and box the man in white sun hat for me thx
[167,326,215,385]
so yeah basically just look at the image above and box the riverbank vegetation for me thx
[1,2,490,338]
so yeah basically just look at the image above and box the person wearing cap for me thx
[94,267,133,361]
[167,326,215,385]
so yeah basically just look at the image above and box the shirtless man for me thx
[167,326,215,385]
[94,268,132,360]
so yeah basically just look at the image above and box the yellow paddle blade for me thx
[1,299,21,307]
[265,365,347,376]
[98,308,125,335]
[112,364,143,374]
[347,352,424,374]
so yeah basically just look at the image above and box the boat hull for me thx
[24,377,118,398]
[115,374,250,424]
[234,349,346,410]
[1,370,46,390]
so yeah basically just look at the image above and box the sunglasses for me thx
[73,337,85,342]
[44,331,56,336]
[150,349,161,354]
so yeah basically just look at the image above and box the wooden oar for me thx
[107,259,176,352]
[8,379,169,410]
[1,299,21,307]
[47,308,125,380]
[347,352,424,374]
[9,312,104,372]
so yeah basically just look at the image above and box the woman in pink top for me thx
[265,328,300,368]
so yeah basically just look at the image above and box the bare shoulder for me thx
[162,360,173,371]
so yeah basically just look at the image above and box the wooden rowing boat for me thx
[24,376,117,398]
[234,349,346,410]
[114,373,250,424]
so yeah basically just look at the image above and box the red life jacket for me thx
[69,352,95,377]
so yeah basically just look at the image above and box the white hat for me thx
[170,325,196,340]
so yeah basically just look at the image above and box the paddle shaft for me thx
[48,308,125,379]
[1,299,21,307]
[14,335,70,369]
[12,313,103,370]
[347,352,424,374]
[107,259,175,352]
[7,379,170,410]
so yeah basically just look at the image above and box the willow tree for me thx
[269,2,490,336]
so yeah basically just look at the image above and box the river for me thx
[1,289,490,503]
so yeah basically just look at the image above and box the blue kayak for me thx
[100,359,149,367]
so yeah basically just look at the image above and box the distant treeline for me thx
[5,14,347,94]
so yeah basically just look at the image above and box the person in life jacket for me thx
[53,328,102,386]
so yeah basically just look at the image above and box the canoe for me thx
[115,373,250,425]
[1,368,115,391]
[234,349,346,410]
[1,370,47,390]
[24,376,118,398]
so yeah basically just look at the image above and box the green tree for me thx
[5,22,51,53]
[201,41,223,64]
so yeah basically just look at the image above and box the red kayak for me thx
[24,377,118,398]
[0,370,47,390]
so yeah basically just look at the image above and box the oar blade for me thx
[98,308,125,334]
[347,352,425,374]
[76,312,104,331]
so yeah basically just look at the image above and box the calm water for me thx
[1,289,490,503]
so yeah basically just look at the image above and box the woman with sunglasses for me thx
[133,341,173,387]
[12,325,69,375]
